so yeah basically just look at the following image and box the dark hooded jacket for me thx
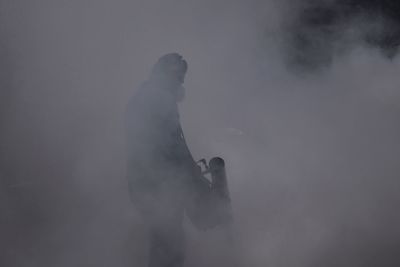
[125,80,198,216]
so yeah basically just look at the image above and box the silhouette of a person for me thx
[125,53,201,267]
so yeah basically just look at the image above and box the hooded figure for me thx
[125,53,202,267]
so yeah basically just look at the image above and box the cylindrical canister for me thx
[209,157,233,225]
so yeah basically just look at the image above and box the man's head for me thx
[150,53,188,102]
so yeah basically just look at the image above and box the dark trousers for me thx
[128,174,197,267]
[147,216,185,267]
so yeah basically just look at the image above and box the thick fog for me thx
[1,0,400,266]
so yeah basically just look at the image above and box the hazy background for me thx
[1,0,400,266]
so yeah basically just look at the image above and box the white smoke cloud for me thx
[1,0,400,266]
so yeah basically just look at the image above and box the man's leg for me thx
[148,222,185,267]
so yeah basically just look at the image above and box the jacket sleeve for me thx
[161,109,198,172]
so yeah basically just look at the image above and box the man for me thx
[125,53,205,267]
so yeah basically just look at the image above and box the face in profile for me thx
[175,84,186,102]
[171,65,187,102]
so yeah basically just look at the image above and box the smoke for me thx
[1,0,400,266]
